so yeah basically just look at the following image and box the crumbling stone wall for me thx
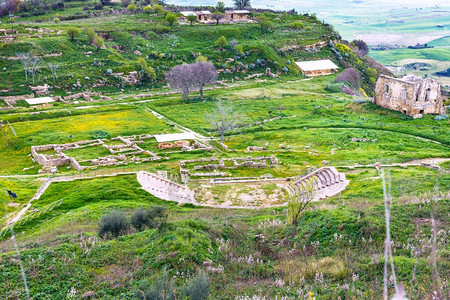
[374,75,445,116]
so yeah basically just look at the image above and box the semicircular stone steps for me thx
[290,167,349,201]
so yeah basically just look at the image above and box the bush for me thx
[325,82,344,93]
[136,271,209,300]
[86,29,97,43]
[136,270,176,300]
[153,4,164,15]
[165,12,177,27]
[98,210,129,238]
[90,129,111,139]
[143,5,152,13]
[130,206,166,231]
[289,21,304,29]
[180,272,210,300]
[215,36,227,49]
[127,3,137,12]
[53,17,60,23]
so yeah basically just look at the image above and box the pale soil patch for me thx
[194,181,289,207]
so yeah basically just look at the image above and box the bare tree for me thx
[17,52,32,83]
[47,62,59,83]
[29,56,42,85]
[191,62,217,100]
[166,64,195,101]
[285,178,316,226]
[205,100,241,141]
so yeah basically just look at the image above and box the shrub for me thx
[127,3,137,12]
[153,4,164,15]
[130,206,166,232]
[98,210,129,238]
[90,129,111,139]
[257,15,273,34]
[66,27,81,41]
[180,272,210,300]
[165,12,177,27]
[143,5,152,13]
[85,28,97,43]
[93,36,104,52]
[234,44,244,55]
[136,270,176,300]
[289,21,304,29]
[325,82,344,93]
[53,17,60,23]
[215,36,227,49]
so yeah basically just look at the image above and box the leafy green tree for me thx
[187,14,197,25]
[66,27,81,41]
[211,12,224,25]
[93,36,104,52]
[215,35,227,49]
[165,12,177,27]
[233,0,250,9]
[153,4,164,15]
[215,1,225,12]
[137,57,156,81]
[85,28,97,43]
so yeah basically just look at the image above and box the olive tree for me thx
[93,36,104,52]
[211,12,225,25]
[165,12,177,27]
[205,100,241,141]
[187,14,197,25]
[66,27,81,41]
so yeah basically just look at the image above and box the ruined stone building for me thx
[374,75,445,116]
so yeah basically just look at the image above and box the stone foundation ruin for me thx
[31,134,162,172]
[179,155,279,183]
[374,74,445,117]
